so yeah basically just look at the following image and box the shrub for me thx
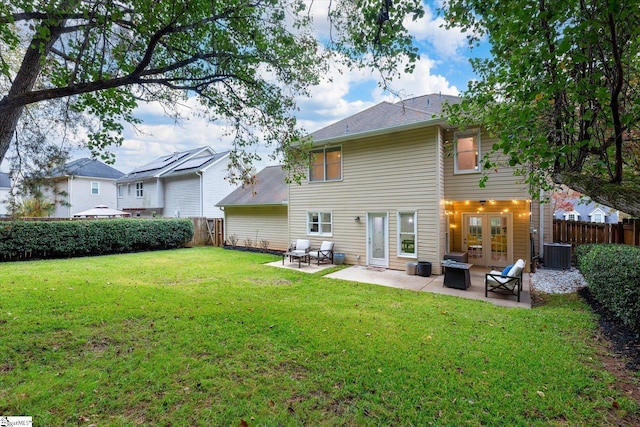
[0,219,193,261]
[578,244,640,333]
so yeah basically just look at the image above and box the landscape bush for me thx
[577,244,640,333]
[0,218,193,261]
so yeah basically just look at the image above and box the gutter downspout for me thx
[196,170,203,216]
[68,176,73,218]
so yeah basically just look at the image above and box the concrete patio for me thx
[268,259,531,309]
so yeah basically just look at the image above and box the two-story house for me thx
[288,94,537,275]
[116,146,231,218]
[45,158,125,218]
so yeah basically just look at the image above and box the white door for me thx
[463,213,512,268]
[367,212,388,267]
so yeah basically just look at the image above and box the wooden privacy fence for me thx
[553,218,640,247]
[187,217,224,247]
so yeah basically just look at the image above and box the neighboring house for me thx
[116,146,231,218]
[45,158,125,218]
[0,172,10,217]
[286,93,537,275]
[553,198,622,224]
[216,165,289,251]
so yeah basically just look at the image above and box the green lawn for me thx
[0,247,636,426]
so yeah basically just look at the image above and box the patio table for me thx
[282,251,310,268]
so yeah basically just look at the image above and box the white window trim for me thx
[309,146,343,182]
[453,129,481,174]
[91,181,100,195]
[564,210,580,221]
[306,211,333,236]
[117,184,124,198]
[135,181,144,198]
[397,211,417,258]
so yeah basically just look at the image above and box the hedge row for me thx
[0,219,194,261]
[577,244,640,333]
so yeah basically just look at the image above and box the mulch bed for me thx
[577,287,640,371]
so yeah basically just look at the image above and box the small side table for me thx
[441,260,473,290]
[282,251,309,268]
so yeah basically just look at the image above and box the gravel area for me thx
[530,267,588,294]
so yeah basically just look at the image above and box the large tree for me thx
[0,0,423,182]
[440,0,640,216]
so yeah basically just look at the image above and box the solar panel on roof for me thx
[173,155,215,172]
[131,152,191,174]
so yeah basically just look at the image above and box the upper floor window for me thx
[454,130,480,174]
[118,184,124,198]
[564,211,580,221]
[310,146,342,182]
[91,181,99,195]
[398,211,417,257]
[307,211,332,236]
[136,181,144,198]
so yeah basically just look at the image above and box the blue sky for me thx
[3,1,489,176]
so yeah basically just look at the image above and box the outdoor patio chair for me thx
[308,241,334,265]
[287,239,310,259]
[485,259,526,302]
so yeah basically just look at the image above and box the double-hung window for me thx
[308,211,332,236]
[117,184,124,198]
[310,146,342,181]
[135,181,144,198]
[454,130,480,174]
[398,211,417,257]
[91,181,99,195]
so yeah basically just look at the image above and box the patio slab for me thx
[267,260,531,308]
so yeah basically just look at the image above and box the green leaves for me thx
[1,0,425,182]
[441,0,640,215]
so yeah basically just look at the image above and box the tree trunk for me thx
[0,19,65,162]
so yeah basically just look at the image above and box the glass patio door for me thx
[367,212,388,267]
[463,213,512,267]
[463,214,485,264]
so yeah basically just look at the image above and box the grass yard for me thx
[0,247,637,426]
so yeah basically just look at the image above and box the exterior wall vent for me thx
[543,243,572,269]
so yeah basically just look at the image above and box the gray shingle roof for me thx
[310,93,461,142]
[216,165,287,207]
[52,158,124,179]
[0,172,10,188]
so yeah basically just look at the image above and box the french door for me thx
[462,213,512,267]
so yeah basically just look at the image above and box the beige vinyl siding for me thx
[443,129,530,200]
[224,205,289,251]
[289,126,443,272]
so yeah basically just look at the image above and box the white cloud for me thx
[404,5,474,60]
